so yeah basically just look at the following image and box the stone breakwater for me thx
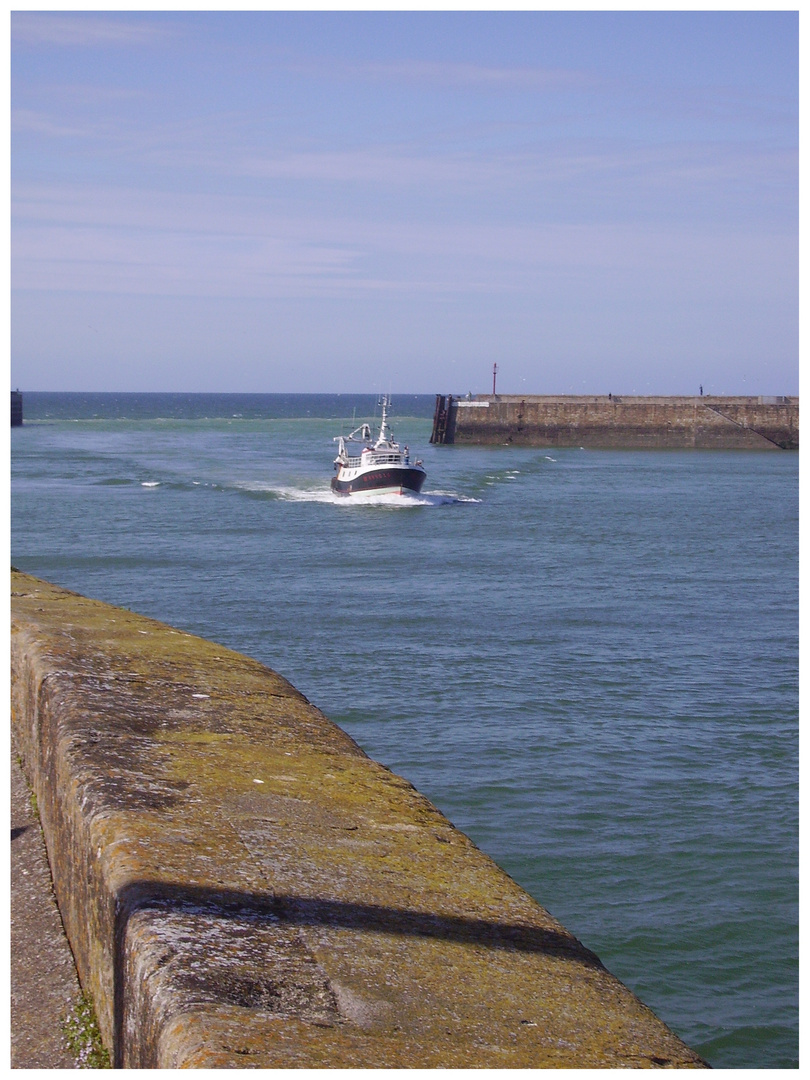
[10,569,707,1068]
[431,394,798,449]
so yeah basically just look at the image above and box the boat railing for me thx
[342,451,404,467]
[369,452,403,464]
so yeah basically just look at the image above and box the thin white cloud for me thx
[11,108,113,140]
[296,57,594,92]
[230,149,479,187]
[146,138,795,218]
[11,182,794,302]
[11,13,169,48]
[44,84,149,106]
[13,86,791,202]
[26,109,783,205]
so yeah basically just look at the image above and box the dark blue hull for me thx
[331,467,426,496]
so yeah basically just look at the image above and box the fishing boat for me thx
[331,396,426,497]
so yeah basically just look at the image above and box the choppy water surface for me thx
[11,393,798,1067]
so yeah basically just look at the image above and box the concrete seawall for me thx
[11,570,707,1068]
[431,394,798,449]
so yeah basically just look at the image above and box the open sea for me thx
[10,392,798,1068]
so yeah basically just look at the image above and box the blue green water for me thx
[11,392,798,1068]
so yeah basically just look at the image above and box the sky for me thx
[9,9,799,395]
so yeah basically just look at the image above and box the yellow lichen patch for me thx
[159,731,239,745]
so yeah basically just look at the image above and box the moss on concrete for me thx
[62,992,111,1068]
[11,570,707,1068]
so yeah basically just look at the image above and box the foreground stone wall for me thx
[10,570,707,1068]
[434,395,798,449]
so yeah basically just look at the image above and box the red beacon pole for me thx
[492,362,498,396]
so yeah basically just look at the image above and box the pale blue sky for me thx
[10,11,798,394]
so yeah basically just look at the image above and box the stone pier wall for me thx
[10,570,707,1068]
[432,395,798,449]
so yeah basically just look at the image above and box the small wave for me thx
[428,491,481,505]
[100,477,205,491]
[101,476,221,491]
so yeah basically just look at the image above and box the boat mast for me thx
[377,394,392,446]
